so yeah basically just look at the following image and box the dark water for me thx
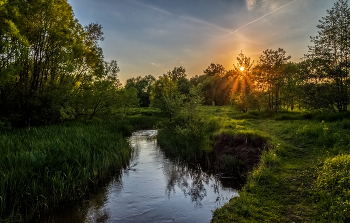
[38,130,239,223]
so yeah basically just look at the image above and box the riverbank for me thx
[212,110,350,222]
[0,115,159,222]
[156,106,350,222]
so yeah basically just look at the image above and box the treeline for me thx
[0,0,138,127]
[1,0,350,128]
[127,0,350,116]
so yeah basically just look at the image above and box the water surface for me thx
[38,130,239,223]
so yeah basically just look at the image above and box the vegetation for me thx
[209,110,350,222]
[1,0,350,222]
[0,115,158,222]
[156,105,350,222]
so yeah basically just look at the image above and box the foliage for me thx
[150,67,188,121]
[304,0,350,112]
[254,48,291,112]
[0,121,130,221]
[230,52,257,112]
[0,0,125,126]
[115,87,139,116]
[0,114,159,222]
[204,63,226,76]
[316,155,350,222]
[125,75,156,107]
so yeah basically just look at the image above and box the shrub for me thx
[316,154,350,222]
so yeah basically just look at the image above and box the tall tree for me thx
[256,48,291,111]
[305,0,350,112]
[0,0,107,125]
[231,52,258,112]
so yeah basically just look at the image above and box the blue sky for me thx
[67,0,336,83]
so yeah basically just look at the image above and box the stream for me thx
[38,130,239,223]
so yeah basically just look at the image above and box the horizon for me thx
[67,0,336,83]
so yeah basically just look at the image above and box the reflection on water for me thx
[36,130,239,223]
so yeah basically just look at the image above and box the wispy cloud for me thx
[132,0,233,34]
[151,62,160,67]
[246,0,256,11]
[227,0,298,36]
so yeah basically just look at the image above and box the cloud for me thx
[133,0,233,34]
[151,62,160,67]
[246,0,288,11]
[246,0,256,11]
[228,0,298,35]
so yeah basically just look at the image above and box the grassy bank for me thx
[157,106,350,222]
[0,115,158,222]
[212,110,350,222]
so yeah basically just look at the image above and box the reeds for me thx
[0,121,132,222]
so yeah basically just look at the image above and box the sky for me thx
[67,0,337,84]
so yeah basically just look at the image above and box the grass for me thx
[0,115,159,222]
[2,105,349,222]
[209,109,350,222]
[155,105,350,222]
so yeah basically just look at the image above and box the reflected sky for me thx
[37,130,238,223]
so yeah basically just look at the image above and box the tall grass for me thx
[157,114,213,163]
[316,154,350,222]
[0,115,158,222]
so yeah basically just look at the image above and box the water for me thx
[38,130,239,223]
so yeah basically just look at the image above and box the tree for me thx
[298,59,338,112]
[116,87,139,116]
[184,85,204,121]
[305,0,350,112]
[125,75,156,107]
[204,63,226,76]
[0,0,108,125]
[150,67,188,121]
[230,52,257,112]
[256,48,291,111]
[279,62,301,110]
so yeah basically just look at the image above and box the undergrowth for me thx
[0,115,158,222]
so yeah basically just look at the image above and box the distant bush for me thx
[338,119,350,130]
[314,112,350,122]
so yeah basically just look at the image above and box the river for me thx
[38,130,239,223]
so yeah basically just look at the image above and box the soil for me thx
[213,134,269,172]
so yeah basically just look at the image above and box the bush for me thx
[316,154,350,222]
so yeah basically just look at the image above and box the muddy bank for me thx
[213,133,270,175]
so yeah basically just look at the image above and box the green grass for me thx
[0,115,159,222]
[209,108,350,222]
[155,105,350,222]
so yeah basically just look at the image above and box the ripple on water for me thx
[36,130,239,223]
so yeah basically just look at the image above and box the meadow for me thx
[1,106,350,222]
[156,106,350,222]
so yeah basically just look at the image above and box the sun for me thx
[240,67,245,71]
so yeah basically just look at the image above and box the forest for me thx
[1,0,350,222]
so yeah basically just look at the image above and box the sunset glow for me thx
[240,67,245,72]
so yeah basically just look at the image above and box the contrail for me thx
[132,0,233,33]
[225,0,298,36]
